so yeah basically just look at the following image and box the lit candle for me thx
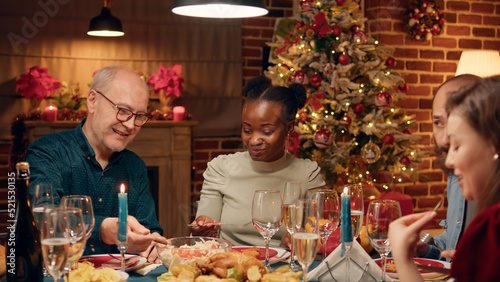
[118,184,128,242]
[44,106,58,122]
[173,106,185,121]
[340,186,353,243]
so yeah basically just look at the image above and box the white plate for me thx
[79,254,147,272]
[115,270,129,281]
[232,246,290,264]
[374,258,450,281]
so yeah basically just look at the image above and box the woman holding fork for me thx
[389,75,500,281]
[191,76,325,247]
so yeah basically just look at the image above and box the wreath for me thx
[405,0,444,41]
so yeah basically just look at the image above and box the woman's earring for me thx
[494,153,498,160]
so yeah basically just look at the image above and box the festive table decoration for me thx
[51,82,86,111]
[15,65,62,112]
[405,0,444,41]
[147,64,184,112]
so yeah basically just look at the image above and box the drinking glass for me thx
[310,189,339,260]
[252,190,283,271]
[282,181,302,270]
[349,184,364,239]
[60,195,95,241]
[292,199,319,282]
[60,207,86,279]
[366,200,401,282]
[32,183,54,230]
[40,208,70,282]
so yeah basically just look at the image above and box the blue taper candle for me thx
[340,186,353,243]
[118,184,128,242]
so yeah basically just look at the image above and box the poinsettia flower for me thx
[15,65,62,101]
[147,64,184,98]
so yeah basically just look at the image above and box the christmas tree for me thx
[266,0,424,189]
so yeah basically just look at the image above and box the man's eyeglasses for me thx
[93,90,149,127]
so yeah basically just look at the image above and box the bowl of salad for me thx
[156,236,231,268]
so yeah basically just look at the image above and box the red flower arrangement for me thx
[15,65,62,101]
[147,64,184,99]
[405,0,444,41]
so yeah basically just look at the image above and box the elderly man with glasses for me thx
[27,65,165,262]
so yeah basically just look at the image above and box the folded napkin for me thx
[134,262,162,276]
[308,241,394,282]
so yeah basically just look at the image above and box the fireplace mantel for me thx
[24,120,197,238]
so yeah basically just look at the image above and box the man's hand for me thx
[189,215,219,237]
[100,216,156,254]
[139,232,165,263]
[441,249,455,260]
[281,232,291,249]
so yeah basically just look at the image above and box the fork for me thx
[108,253,133,262]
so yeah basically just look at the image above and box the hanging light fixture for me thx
[172,0,268,18]
[87,0,124,37]
[455,50,500,78]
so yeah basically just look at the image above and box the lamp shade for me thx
[455,50,500,78]
[87,7,124,37]
[172,0,268,18]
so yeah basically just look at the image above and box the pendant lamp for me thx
[172,0,268,18]
[455,50,500,78]
[87,0,124,37]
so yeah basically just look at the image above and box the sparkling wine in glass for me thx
[41,208,70,282]
[349,184,364,239]
[310,189,339,260]
[282,181,302,271]
[252,190,282,271]
[32,183,54,230]
[60,207,86,279]
[366,200,401,282]
[60,195,95,241]
[292,199,319,282]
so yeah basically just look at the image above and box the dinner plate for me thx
[232,246,290,264]
[374,258,450,281]
[79,254,147,272]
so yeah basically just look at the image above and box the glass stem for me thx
[322,236,327,260]
[381,254,387,282]
[345,243,352,282]
[289,232,297,267]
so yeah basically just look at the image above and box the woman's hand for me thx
[280,232,291,249]
[190,215,220,237]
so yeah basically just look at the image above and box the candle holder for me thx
[117,220,128,272]
[118,240,128,272]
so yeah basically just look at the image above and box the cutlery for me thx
[108,254,133,262]
[419,231,443,252]
[187,222,252,228]
[415,264,450,275]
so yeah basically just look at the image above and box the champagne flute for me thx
[282,181,302,271]
[60,207,86,279]
[310,189,340,260]
[349,184,364,239]
[32,183,54,230]
[292,199,319,282]
[41,208,70,282]
[252,190,282,271]
[60,195,95,241]
[366,200,401,282]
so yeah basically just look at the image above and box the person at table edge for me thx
[27,65,164,261]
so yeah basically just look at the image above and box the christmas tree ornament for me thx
[351,25,367,45]
[400,156,412,166]
[398,83,409,93]
[385,57,397,68]
[332,25,342,37]
[361,140,381,164]
[338,54,350,65]
[403,129,412,135]
[310,74,322,86]
[299,112,308,122]
[376,90,393,107]
[293,70,309,85]
[383,134,395,145]
[353,103,364,114]
[314,128,333,148]
[336,0,346,6]
[340,115,352,127]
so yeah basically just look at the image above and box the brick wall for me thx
[191,0,500,227]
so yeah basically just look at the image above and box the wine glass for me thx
[60,207,86,279]
[252,190,283,271]
[349,184,364,239]
[40,208,70,282]
[60,195,95,241]
[366,200,401,282]
[310,189,340,260]
[292,199,319,282]
[282,181,302,271]
[32,183,54,230]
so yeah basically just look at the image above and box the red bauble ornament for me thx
[299,112,308,123]
[385,57,397,68]
[338,54,350,65]
[340,115,352,127]
[336,0,346,6]
[293,70,309,85]
[398,83,409,93]
[403,129,412,135]
[310,74,322,86]
[353,103,364,114]
[314,129,333,149]
[376,91,393,107]
[383,134,395,145]
[400,156,411,166]
[351,25,367,45]
[332,26,342,37]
